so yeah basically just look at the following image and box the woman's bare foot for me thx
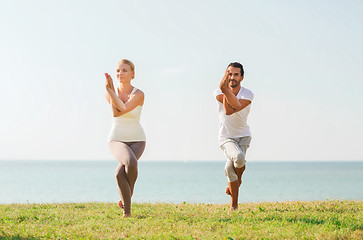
[118,200,124,209]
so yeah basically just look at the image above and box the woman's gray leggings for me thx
[109,141,146,214]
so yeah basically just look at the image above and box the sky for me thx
[0,0,362,162]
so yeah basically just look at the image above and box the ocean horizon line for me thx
[1,160,362,204]
[0,159,362,162]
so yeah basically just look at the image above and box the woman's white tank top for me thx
[108,88,146,142]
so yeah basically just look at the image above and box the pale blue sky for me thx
[1,0,362,161]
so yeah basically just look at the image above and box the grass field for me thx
[0,200,362,239]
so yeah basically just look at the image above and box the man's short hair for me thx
[228,62,244,76]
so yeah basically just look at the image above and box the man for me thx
[214,62,254,210]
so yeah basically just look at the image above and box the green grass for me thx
[0,200,362,239]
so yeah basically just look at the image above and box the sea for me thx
[0,161,362,204]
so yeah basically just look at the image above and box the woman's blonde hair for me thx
[118,59,135,79]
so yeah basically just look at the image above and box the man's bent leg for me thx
[225,160,238,195]
[222,139,246,171]
[235,137,251,187]
[222,139,245,187]
[225,161,240,209]
[221,139,247,209]
[228,180,239,210]
[235,165,246,187]
[226,165,245,196]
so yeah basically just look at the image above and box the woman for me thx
[105,59,146,218]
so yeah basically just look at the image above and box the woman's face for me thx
[116,63,134,82]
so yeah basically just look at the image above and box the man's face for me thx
[227,66,244,88]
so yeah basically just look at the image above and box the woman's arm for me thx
[105,73,127,112]
[105,91,122,116]
[105,74,144,117]
[106,87,127,112]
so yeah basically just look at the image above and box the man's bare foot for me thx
[122,213,131,218]
[230,205,238,211]
[226,179,242,196]
[118,200,124,209]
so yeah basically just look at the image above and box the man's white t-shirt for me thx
[214,87,254,140]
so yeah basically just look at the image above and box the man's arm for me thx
[216,94,234,115]
[232,99,251,113]
[221,87,242,110]
[219,69,243,109]
[218,69,251,115]
[216,94,251,115]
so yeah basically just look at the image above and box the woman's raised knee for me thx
[126,158,138,172]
